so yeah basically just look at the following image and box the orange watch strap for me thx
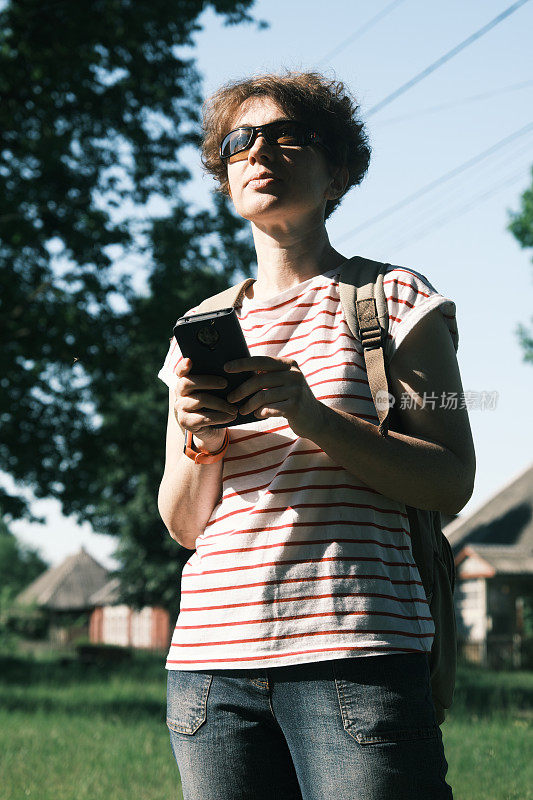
[183,429,229,464]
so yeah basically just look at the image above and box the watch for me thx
[183,429,229,464]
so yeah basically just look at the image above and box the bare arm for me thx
[157,389,225,550]
[305,308,476,514]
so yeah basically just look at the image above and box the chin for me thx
[239,196,285,222]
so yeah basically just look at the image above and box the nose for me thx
[247,131,273,164]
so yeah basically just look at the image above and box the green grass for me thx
[0,652,531,800]
[0,651,180,800]
[442,663,533,800]
[443,716,532,800]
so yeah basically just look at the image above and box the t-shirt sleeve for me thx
[382,265,459,362]
[157,307,198,391]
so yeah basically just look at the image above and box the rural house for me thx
[89,577,170,650]
[444,463,533,668]
[16,547,110,645]
[17,547,171,650]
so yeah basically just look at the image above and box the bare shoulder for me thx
[387,308,476,472]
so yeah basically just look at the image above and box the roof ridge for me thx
[444,461,533,544]
[17,548,109,609]
[465,543,532,551]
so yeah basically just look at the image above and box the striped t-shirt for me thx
[158,263,458,670]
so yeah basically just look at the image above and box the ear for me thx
[325,166,349,200]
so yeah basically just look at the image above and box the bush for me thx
[0,588,49,649]
[75,642,133,666]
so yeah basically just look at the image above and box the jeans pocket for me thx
[332,654,439,745]
[166,669,213,735]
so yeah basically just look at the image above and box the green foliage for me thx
[0,588,49,647]
[75,641,134,666]
[63,195,256,611]
[508,164,533,363]
[0,519,49,644]
[0,517,47,595]
[452,661,533,715]
[0,1,258,608]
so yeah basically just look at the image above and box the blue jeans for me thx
[166,653,452,800]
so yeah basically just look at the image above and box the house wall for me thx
[487,579,517,636]
[455,574,533,668]
[455,578,487,642]
[101,604,131,646]
[152,607,172,649]
[131,607,152,648]
[89,607,104,643]
[487,577,532,635]
[90,605,170,650]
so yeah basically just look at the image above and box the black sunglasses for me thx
[219,119,330,163]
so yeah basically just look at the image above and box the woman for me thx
[157,72,475,800]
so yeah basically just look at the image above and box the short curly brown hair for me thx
[201,71,371,219]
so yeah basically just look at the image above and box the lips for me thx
[246,172,279,186]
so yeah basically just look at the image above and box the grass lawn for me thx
[443,715,532,800]
[0,651,531,800]
[0,651,179,800]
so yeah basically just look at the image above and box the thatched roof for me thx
[17,547,110,611]
[89,577,121,606]
[444,465,533,574]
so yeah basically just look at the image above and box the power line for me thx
[336,120,533,244]
[355,138,533,252]
[384,164,531,253]
[362,147,532,251]
[315,0,408,67]
[366,0,532,117]
[378,79,533,125]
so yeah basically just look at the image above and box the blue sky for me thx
[12,0,533,567]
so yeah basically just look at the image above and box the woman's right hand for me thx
[174,358,238,450]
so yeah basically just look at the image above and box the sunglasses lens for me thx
[221,128,252,159]
[220,121,314,160]
[270,121,302,145]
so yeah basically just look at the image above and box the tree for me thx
[0,517,47,597]
[1,0,259,611]
[62,195,256,612]
[0,517,48,646]
[508,164,533,364]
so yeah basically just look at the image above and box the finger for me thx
[179,408,238,430]
[181,374,228,394]
[226,370,299,403]
[254,403,289,419]
[238,386,290,416]
[224,356,294,373]
[182,392,237,416]
[227,371,292,404]
[176,357,192,377]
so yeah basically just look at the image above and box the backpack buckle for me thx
[359,324,383,350]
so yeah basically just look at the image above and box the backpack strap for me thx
[338,256,391,437]
[190,258,393,436]
[194,278,256,314]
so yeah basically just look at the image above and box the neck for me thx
[248,218,347,300]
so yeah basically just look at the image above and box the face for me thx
[224,96,341,229]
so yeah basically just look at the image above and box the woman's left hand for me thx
[224,356,322,439]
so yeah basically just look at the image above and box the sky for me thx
[11,0,533,569]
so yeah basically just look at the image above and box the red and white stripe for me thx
[159,264,458,670]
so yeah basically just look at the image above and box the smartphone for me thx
[173,308,258,428]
